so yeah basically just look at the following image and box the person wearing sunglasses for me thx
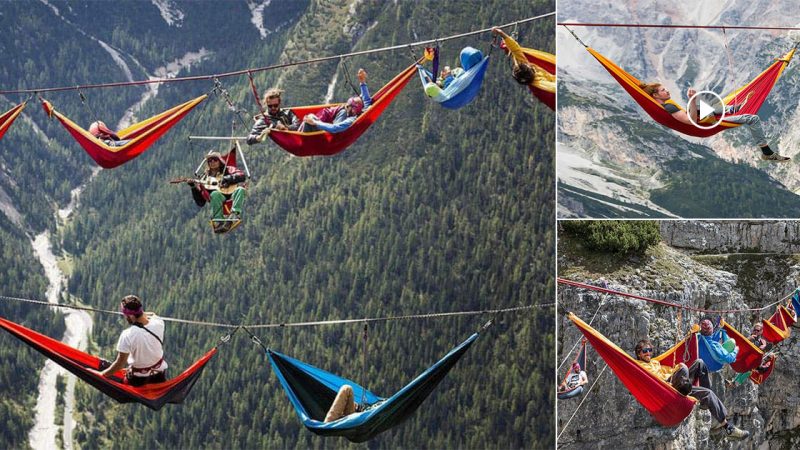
[748,323,769,351]
[247,88,301,144]
[634,339,749,440]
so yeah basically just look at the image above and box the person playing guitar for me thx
[173,150,246,233]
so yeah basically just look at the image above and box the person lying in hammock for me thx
[188,151,247,233]
[639,83,789,162]
[557,362,588,392]
[89,121,131,147]
[301,68,372,133]
[634,339,749,440]
[246,88,300,145]
[491,27,556,97]
[95,295,168,386]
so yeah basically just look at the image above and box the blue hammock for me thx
[792,289,800,316]
[267,332,478,442]
[417,47,490,110]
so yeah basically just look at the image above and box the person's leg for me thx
[669,365,692,395]
[209,191,226,220]
[325,385,355,423]
[688,359,711,389]
[690,386,728,424]
[229,187,246,216]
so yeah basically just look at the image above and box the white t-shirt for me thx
[116,316,168,376]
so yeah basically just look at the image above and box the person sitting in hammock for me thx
[634,339,749,440]
[246,88,300,145]
[89,121,131,147]
[639,83,789,162]
[301,69,372,133]
[491,27,555,97]
[557,362,588,392]
[748,322,769,351]
[95,295,168,386]
[188,151,246,233]
[324,384,367,422]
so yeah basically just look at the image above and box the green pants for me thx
[210,187,245,220]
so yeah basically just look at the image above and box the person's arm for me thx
[357,69,372,109]
[190,184,207,207]
[99,351,128,378]
[578,371,588,386]
[247,116,269,145]
[315,116,356,133]
[492,27,526,65]
[286,110,301,131]
[685,88,699,124]
[221,167,246,186]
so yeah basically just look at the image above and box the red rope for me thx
[558,22,800,31]
[557,278,786,314]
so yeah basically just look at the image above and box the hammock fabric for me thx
[791,290,800,317]
[267,332,478,442]
[42,95,207,168]
[521,47,556,110]
[569,313,697,427]
[417,47,491,110]
[586,45,795,138]
[748,354,777,385]
[0,315,216,411]
[653,327,698,368]
[268,61,419,157]
[557,338,587,400]
[0,102,26,142]
[720,320,764,373]
[762,305,795,344]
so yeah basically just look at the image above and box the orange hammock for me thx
[0,102,26,142]
[522,48,556,110]
[762,304,795,344]
[720,320,764,373]
[42,95,207,168]
[0,315,217,410]
[569,313,697,427]
[268,62,418,157]
[585,45,795,138]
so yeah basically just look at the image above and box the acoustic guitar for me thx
[169,176,239,195]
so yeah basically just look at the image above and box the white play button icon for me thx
[687,90,725,129]
[698,99,715,120]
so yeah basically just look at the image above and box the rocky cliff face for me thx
[557,222,800,449]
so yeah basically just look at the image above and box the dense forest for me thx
[0,1,554,448]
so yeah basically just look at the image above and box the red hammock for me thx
[720,320,764,373]
[586,45,795,138]
[762,305,795,344]
[267,62,418,157]
[0,102,26,142]
[749,354,777,385]
[569,313,697,427]
[42,95,207,169]
[0,315,216,411]
[522,48,556,110]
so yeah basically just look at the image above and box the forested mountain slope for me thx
[0,1,553,448]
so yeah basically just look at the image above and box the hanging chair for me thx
[196,143,249,233]
[267,61,419,157]
[417,46,491,110]
[0,102,26,142]
[42,95,207,168]
[582,44,795,138]
[719,320,764,373]
[0,315,218,411]
[267,332,478,442]
[557,338,588,400]
[569,313,698,427]
[762,305,795,344]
